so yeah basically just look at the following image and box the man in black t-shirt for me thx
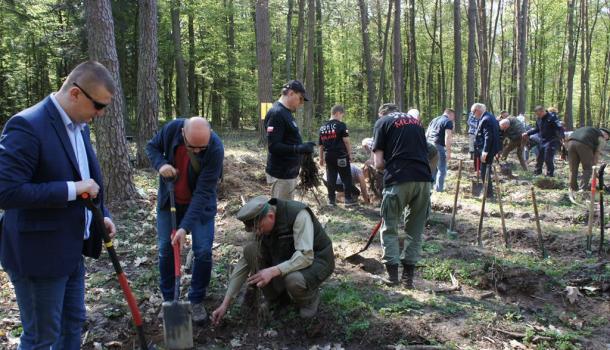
[426,108,455,192]
[264,80,316,200]
[373,106,431,289]
[319,105,356,206]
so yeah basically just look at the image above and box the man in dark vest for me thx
[499,117,528,171]
[523,106,564,177]
[566,127,610,191]
[210,196,335,324]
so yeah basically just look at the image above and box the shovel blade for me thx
[471,180,482,197]
[162,301,193,349]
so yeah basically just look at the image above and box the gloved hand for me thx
[296,142,315,154]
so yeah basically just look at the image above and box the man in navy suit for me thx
[0,61,116,349]
[472,103,501,198]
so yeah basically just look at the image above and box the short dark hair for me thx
[331,105,345,115]
[378,103,399,116]
[444,108,455,115]
[500,110,508,115]
[64,61,116,95]
[534,105,545,112]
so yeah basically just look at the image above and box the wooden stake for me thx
[477,163,491,247]
[493,165,510,249]
[448,160,463,233]
[530,186,548,258]
[586,166,598,253]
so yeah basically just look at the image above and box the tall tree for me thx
[286,0,293,80]
[314,0,325,119]
[392,0,403,110]
[565,0,579,130]
[476,0,490,106]
[516,0,529,115]
[226,0,240,129]
[171,0,190,117]
[304,0,315,138]
[453,0,463,132]
[466,0,477,110]
[188,7,197,114]
[84,0,137,201]
[406,0,419,108]
[295,0,305,81]
[377,0,393,109]
[136,0,159,168]
[358,0,377,123]
[255,0,272,142]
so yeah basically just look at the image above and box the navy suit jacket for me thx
[0,96,109,278]
[474,111,502,160]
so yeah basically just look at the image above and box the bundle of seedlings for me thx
[297,152,322,204]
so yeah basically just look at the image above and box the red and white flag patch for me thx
[266,126,274,133]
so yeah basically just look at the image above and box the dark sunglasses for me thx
[182,132,208,152]
[73,82,108,110]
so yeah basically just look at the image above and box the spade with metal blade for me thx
[345,219,383,260]
[162,178,194,350]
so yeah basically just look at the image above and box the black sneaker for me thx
[344,197,357,207]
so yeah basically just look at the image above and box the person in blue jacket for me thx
[0,61,116,349]
[472,103,502,198]
[146,116,224,323]
[467,111,479,161]
[523,106,564,177]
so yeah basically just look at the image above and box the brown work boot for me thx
[299,292,320,318]
[383,264,399,286]
[401,263,415,289]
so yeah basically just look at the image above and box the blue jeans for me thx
[6,258,86,350]
[433,144,447,192]
[535,141,559,177]
[157,205,214,303]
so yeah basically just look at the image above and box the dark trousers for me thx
[567,140,595,191]
[325,153,354,201]
[501,138,527,171]
[476,151,496,196]
[535,141,559,176]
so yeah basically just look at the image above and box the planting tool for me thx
[586,166,598,254]
[447,160,463,239]
[530,186,548,259]
[345,219,383,260]
[476,163,492,247]
[493,165,510,249]
[162,178,194,350]
[599,164,607,256]
[471,155,483,197]
[81,193,153,350]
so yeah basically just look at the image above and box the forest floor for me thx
[1,133,610,350]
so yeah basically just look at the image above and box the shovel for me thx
[471,155,483,197]
[447,160,463,239]
[80,193,153,350]
[345,219,383,260]
[162,179,194,349]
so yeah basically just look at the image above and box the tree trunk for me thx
[377,0,393,110]
[314,0,325,119]
[392,0,403,111]
[84,0,137,202]
[171,0,190,117]
[466,0,476,110]
[304,0,315,139]
[286,0,293,80]
[407,0,418,108]
[295,0,305,81]
[226,0,240,129]
[255,0,272,143]
[565,0,578,130]
[358,0,377,123]
[476,0,490,106]
[136,0,159,169]
[188,8,198,114]
[453,0,463,132]
[516,0,529,115]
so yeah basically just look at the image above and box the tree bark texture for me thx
[358,0,377,123]
[136,0,159,169]
[84,0,137,202]
[255,0,272,142]
[171,0,190,117]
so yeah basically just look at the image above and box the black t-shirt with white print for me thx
[318,119,349,158]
